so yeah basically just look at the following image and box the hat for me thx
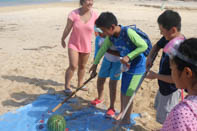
[94,26,103,33]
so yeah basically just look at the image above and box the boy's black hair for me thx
[173,38,197,75]
[158,10,181,31]
[95,12,118,29]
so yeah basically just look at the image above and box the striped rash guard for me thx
[94,25,147,74]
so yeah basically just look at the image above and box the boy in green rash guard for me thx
[89,12,148,124]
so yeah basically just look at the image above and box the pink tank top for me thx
[68,9,98,53]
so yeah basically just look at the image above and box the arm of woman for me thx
[61,18,73,48]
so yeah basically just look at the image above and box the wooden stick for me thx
[114,53,157,130]
[52,73,97,112]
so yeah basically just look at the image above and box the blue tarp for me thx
[0,94,140,131]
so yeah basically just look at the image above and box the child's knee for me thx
[110,79,118,84]
[78,64,86,70]
[69,64,78,71]
[97,77,106,85]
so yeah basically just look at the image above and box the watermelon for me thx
[47,114,66,131]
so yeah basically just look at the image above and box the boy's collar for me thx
[112,25,122,38]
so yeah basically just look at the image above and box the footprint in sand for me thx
[23,45,57,51]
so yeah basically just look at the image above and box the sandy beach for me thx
[0,0,197,130]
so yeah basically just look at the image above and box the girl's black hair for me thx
[173,38,197,75]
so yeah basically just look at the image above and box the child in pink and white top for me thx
[161,38,197,131]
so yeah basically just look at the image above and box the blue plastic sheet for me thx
[0,94,140,131]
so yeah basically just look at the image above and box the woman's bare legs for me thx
[65,48,79,90]
[77,52,90,88]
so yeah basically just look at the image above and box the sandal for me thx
[91,98,103,106]
[64,89,72,95]
[105,108,115,118]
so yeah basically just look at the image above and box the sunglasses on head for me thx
[164,37,197,66]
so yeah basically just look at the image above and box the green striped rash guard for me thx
[94,27,147,72]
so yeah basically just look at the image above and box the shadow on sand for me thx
[1,75,64,107]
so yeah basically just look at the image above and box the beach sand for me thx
[0,0,197,130]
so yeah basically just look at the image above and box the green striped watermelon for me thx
[47,114,66,131]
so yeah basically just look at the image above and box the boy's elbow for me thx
[142,43,148,52]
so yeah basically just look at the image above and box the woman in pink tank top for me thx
[61,0,98,94]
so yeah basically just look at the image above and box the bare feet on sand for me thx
[113,112,131,125]
[113,119,131,125]
[114,112,123,120]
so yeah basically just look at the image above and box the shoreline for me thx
[1,0,197,13]
[0,0,78,7]
[0,1,78,13]
[135,1,197,10]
